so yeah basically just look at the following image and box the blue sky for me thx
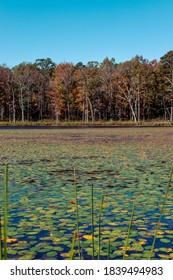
[0,0,173,67]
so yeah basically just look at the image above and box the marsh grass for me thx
[123,199,136,260]
[0,215,2,260]
[107,236,111,260]
[98,194,104,260]
[1,120,173,127]
[69,230,77,260]
[3,164,8,260]
[0,164,8,260]
[74,167,81,260]
[91,184,95,260]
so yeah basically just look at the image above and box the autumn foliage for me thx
[1,52,173,123]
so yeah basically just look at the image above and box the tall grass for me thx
[0,164,8,260]
[98,194,104,260]
[3,164,8,260]
[123,199,135,260]
[0,215,2,260]
[107,236,111,260]
[69,230,77,260]
[148,167,173,260]
[74,167,81,260]
[91,184,95,260]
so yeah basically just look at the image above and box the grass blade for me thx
[98,194,104,260]
[69,230,77,260]
[91,183,95,260]
[148,167,173,260]
[74,167,81,260]
[107,236,111,260]
[3,163,8,260]
[123,199,135,260]
[0,215,2,260]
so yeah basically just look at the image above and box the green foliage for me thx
[148,167,173,260]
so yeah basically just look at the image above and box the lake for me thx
[0,127,173,259]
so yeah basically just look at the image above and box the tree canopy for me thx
[1,52,173,123]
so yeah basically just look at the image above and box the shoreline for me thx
[0,124,173,129]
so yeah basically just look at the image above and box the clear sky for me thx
[0,0,173,68]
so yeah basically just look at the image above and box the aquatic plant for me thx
[91,184,95,260]
[0,164,8,260]
[148,167,173,260]
[74,167,81,260]
[123,199,135,260]
[69,230,77,260]
[1,128,173,260]
[98,194,104,260]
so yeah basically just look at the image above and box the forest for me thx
[0,50,173,124]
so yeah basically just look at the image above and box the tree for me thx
[99,57,117,120]
[75,61,102,123]
[53,63,77,121]
[0,66,14,121]
[160,51,173,121]
[34,58,56,78]
[33,58,56,120]
[115,56,151,123]
[12,63,40,121]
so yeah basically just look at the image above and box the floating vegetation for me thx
[148,167,173,259]
[0,127,173,259]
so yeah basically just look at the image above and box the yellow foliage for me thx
[70,199,76,204]
[83,235,95,240]
[7,238,17,243]
[157,231,164,235]
[139,241,146,245]
[67,209,75,213]
[166,248,173,253]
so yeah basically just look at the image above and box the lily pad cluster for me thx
[0,127,173,259]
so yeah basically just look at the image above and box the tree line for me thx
[1,51,173,123]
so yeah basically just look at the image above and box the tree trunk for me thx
[12,91,16,123]
[87,97,94,124]
[137,89,140,123]
[170,106,173,122]
[129,101,137,123]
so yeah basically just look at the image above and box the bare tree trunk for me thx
[1,107,4,121]
[137,89,140,123]
[170,105,173,122]
[85,94,89,123]
[87,97,94,124]
[12,91,16,123]
[129,101,137,123]
[170,96,173,122]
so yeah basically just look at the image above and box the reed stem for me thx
[98,194,104,260]
[69,230,77,260]
[148,167,173,260]
[123,199,135,260]
[74,167,81,260]
[91,184,95,260]
[107,236,111,260]
[3,163,8,260]
[0,215,2,260]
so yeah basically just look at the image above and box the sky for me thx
[0,0,173,68]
